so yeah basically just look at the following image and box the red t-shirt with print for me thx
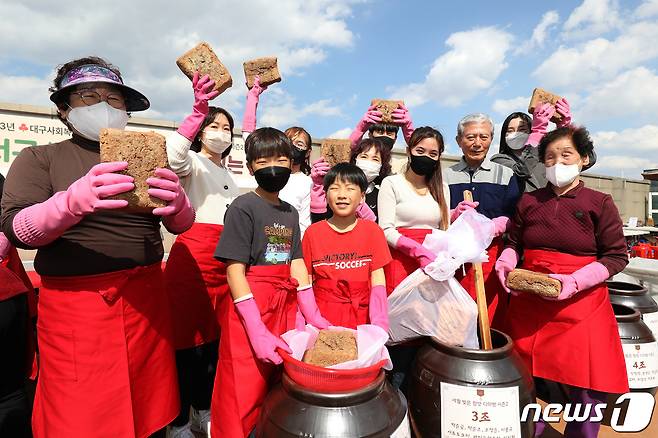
[302,219,391,284]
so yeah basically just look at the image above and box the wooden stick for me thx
[463,190,493,350]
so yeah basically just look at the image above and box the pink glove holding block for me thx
[310,157,331,214]
[368,284,389,332]
[147,168,195,233]
[177,73,220,141]
[495,247,519,294]
[391,103,414,145]
[13,161,134,247]
[242,76,268,134]
[527,103,555,147]
[395,235,436,269]
[549,261,609,301]
[349,104,383,148]
[297,285,330,329]
[554,98,572,128]
[235,297,292,365]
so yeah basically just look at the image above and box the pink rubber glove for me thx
[0,232,12,262]
[395,235,436,269]
[527,103,555,147]
[12,161,133,247]
[295,307,306,331]
[234,297,292,365]
[177,73,220,141]
[368,284,388,332]
[310,157,331,214]
[391,103,414,145]
[147,168,195,233]
[554,98,572,128]
[549,261,610,301]
[297,286,330,329]
[356,202,376,221]
[450,200,479,222]
[492,216,511,237]
[349,104,383,148]
[495,247,519,294]
[242,76,268,134]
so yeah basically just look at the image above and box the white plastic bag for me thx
[387,270,479,348]
[422,209,494,281]
[281,324,393,370]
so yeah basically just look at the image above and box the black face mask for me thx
[253,166,292,193]
[374,135,395,149]
[291,147,307,165]
[409,154,438,177]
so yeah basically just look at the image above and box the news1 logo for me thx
[521,393,655,432]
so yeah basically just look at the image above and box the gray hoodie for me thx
[490,146,547,192]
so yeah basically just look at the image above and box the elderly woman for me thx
[1,57,195,438]
[495,126,628,438]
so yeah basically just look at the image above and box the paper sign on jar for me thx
[642,311,658,340]
[440,382,521,438]
[622,342,658,389]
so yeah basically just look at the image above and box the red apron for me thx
[505,249,629,394]
[314,278,370,329]
[164,222,228,349]
[211,264,298,438]
[33,263,179,438]
[384,228,434,296]
[455,237,507,329]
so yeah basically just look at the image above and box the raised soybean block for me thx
[371,99,403,124]
[243,57,282,89]
[176,42,233,94]
[99,128,168,212]
[506,268,562,298]
[528,88,563,123]
[320,138,352,167]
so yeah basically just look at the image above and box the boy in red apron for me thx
[164,73,238,437]
[302,163,391,330]
[1,57,195,438]
[212,127,330,438]
[496,126,626,438]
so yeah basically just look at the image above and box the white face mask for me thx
[355,159,382,183]
[545,163,580,188]
[66,101,129,141]
[505,131,530,150]
[202,130,232,154]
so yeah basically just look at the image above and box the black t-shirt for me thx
[215,192,303,266]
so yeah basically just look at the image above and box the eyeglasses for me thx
[70,90,126,109]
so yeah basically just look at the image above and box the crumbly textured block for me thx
[528,88,563,123]
[321,139,352,167]
[176,42,233,94]
[371,99,403,124]
[99,129,168,212]
[243,57,281,89]
[302,330,358,367]
[506,268,562,298]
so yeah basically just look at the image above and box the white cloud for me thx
[578,67,658,121]
[533,21,658,90]
[326,127,352,139]
[563,0,622,39]
[596,155,655,173]
[592,125,658,152]
[388,27,513,108]
[492,96,528,116]
[635,0,658,18]
[0,74,53,107]
[515,11,560,54]
[259,89,342,127]
[0,0,362,122]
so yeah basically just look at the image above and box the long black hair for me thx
[498,112,532,155]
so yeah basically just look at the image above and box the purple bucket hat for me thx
[50,64,150,111]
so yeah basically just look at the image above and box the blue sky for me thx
[1,0,657,178]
